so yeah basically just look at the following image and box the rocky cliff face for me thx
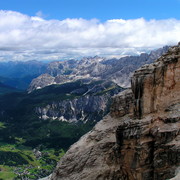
[29,46,169,93]
[50,44,180,180]
[132,45,180,118]
[35,93,111,123]
[34,80,123,123]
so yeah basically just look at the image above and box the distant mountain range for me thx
[0,60,47,90]
[0,46,169,92]
[28,46,169,92]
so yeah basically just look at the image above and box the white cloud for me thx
[35,11,44,18]
[0,10,180,61]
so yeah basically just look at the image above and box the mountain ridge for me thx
[28,46,169,93]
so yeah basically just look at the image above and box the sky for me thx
[0,0,180,61]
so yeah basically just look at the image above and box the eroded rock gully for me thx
[50,44,180,180]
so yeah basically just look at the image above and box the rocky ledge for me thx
[49,44,180,180]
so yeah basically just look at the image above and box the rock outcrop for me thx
[50,44,180,180]
[28,74,55,93]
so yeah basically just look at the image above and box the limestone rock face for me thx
[51,114,127,180]
[110,89,134,118]
[116,114,180,180]
[132,45,180,118]
[50,44,180,180]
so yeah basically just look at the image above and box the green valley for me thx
[0,79,122,179]
[0,143,65,180]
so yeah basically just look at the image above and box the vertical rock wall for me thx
[132,46,180,118]
[116,44,180,180]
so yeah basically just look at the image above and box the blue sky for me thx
[1,0,180,21]
[0,0,180,61]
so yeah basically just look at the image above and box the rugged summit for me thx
[50,44,180,180]
[28,46,169,93]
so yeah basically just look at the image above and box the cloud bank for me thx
[0,10,180,61]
